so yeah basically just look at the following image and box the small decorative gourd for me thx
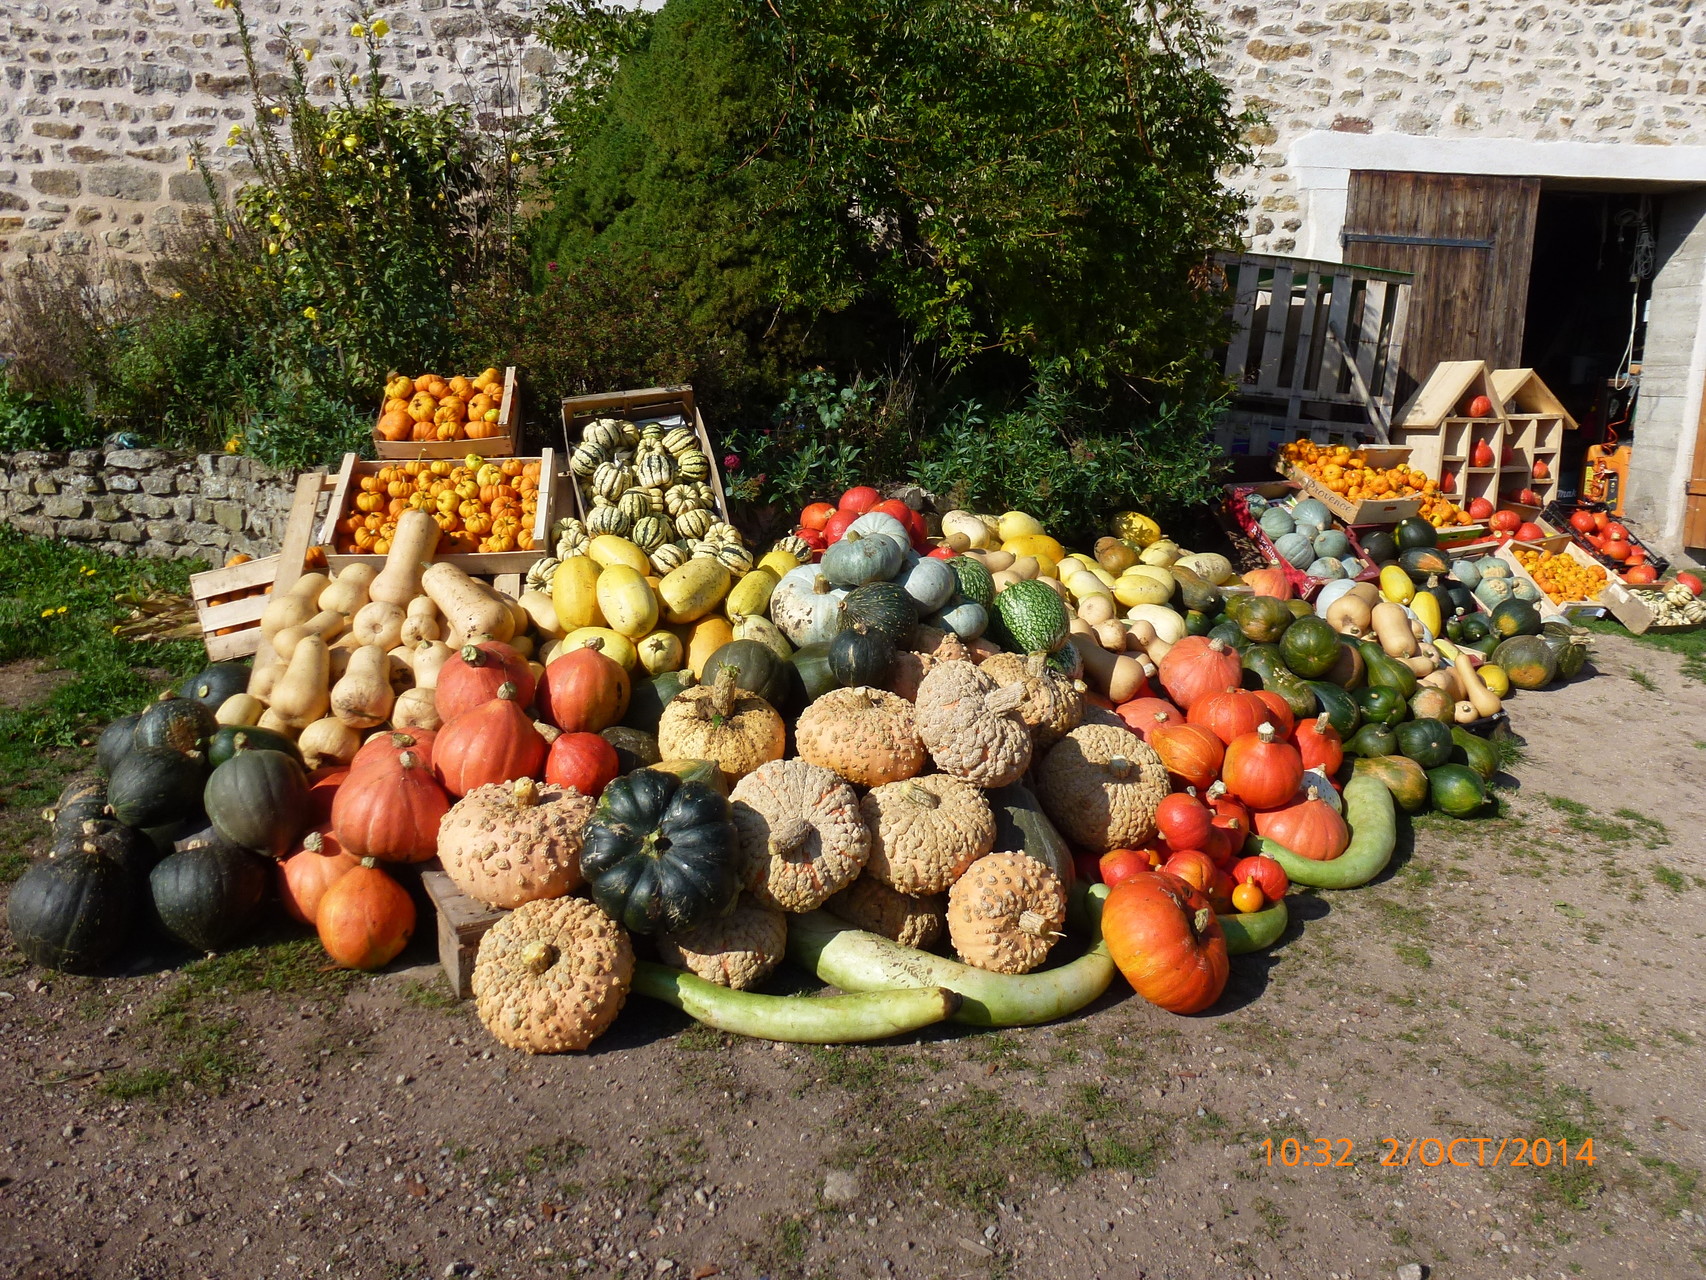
[913,660,1032,788]
[946,851,1067,975]
[655,666,785,783]
[438,777,597,909]
[1036,723,1169,853]
[793,686,926,787]
[859,775,994,895]
[729,759,869,912]
[472,896,634,1054]
[825,876,946,950]
[655,895,788,990]
[975,651,1085,751]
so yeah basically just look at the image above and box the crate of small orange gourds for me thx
[317,450,558,574]
[373,366,517,460]
[1275,438,1474,528]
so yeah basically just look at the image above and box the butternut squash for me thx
[1370,602,1418,659]
[368,509,439,606]
[1077,594,1117,627]
[259,572,329,639]
[1454,651,1502,718]
[268,633,331,730]
[387,644,417,679]
[1078,633,1147,703]
[256,707,299,738]
[422,563,514,643]
[326,644,353,683]
[1324,592,1373,638]
[518,588,564,640]
[350,599,407,651]
[329,644,395,729]
[298,716,362,769]
[399,595,441,646]
[551,556,604,632]
[214,693,263,726]
[272,608,347,660]
[392,686,441,731]
[1092,620,1127,652]
[318,563,376,617]
[246,643,284,702]
[410,640,454,689]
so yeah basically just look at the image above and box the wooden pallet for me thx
[373,366,519,460]
[560,384,730,524]
[189,471,334,661]
[421,867,505,1000]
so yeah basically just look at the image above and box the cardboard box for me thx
[373,367,519,460]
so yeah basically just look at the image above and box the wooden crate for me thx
[1495,541,1607,619]
[421,867,505,1000]
[317,450,559,575]
[560,385,730,524]
[190,471,334,661]
[1272,444,1422,524]
[373,367,519,461]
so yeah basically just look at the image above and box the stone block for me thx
[67,450,100,469]
[11,516,55,538]
[171,497,194,520]
[57,519,102,540]
[105,448,171,470]
[9,493,40,514]
[144,520,187,544]
[41,494,87,519]
[213,502,244,532]
[66,146,115,164]
[200,474,229,500]
[31,474,57,494]
[111,522,143,544]
[191,500,212,522]
[108,474,139,492]
[0,191,28,212]
[130,494,173,518]
[28,168,78,196]
[30,121,82,141]
[139,472,175,495]
[85,165,161,202]
[90,498,122,522]
[174,473,197,493]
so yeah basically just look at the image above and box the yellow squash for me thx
[658,557,732,624]
[756,549,800,579]
[725,566,779,619]
[595,564,660,639]
[1410,588,1442,638]
[1378,564,1415,605]
[681,615,734,677]
[587,534,651,575]
[551,556,604,632]
[1110,510,1162,548]
[562,626,638,670]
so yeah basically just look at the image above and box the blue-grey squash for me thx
[1274,532,1317,569]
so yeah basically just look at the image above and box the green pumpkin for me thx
[1351,684,1407,726]
[1258,507,1296,539]
[1449,727,1499,781]
[1045,638,1085,681]
[1358,640,1418,698]
[986,782,1075,890]
[1489,599,1543,639]
[107,746,206,830]
[1360,529,1399,564]
[1313,529,1353,561]
[1241,644,1317,719]
[1428,763,1490,817]
[1303,681,1361,738]
[1408,686,1455,724]
[1541,626,1589,680]
[1394,718,1454,769]
[1457,613,1491,643]
[841,581,920,647]
[96,713,141,777]
[934,599,989,641]
[1208,619,1249,651]
[45,773,110,847]
[1490,635,1558,689]
[994,580,1070,654]
[1273,532,1316,570]
[1398,548,1451,582]
[820,530,904,587]
[1170,565,1223,615]
[621,670,697,733]
[1392,517,1439,551]
[1291,498,1331,528]
[1278,615,1341,679]
[1285,599,1316,620]
[149,843,269,952]
[1450,558,1482,590]
[828,622,896,688]
[788,643,839,709]
[601,727,662,775]
[701,639,792,708]
[1510,579,1542,604]
[178,661,252,711]
[207,725,304,771]
[1345,722,1399,758]
[578,768,742,935]
[1447,583,1477,617]
[1237,596,1295,644]
[7,847,132,973]
[203,745,310,858]
[1183,609,1214,637]
[1475,578,1514,609]
[1351,755,1431,813]
[948,555,996,610]
[134,696,219,757]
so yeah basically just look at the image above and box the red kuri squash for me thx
[350,729,437,776]
[1103,870,1230,1015]
[1098,847,1154,889]
[1221,723,1303,811]
[435,641,535,723]
[434,682,548,798]
[1254,786,1349,861]
[1114,696,1182,742]
[332,747,450,863]
[1243,566,1294,600]
[544,731,621,798]
[1157,636,1242,712]
[1188,687,1269,746]
[1231,853,1289,902]
[540,647,631,734]
[278,828,358,926]
[316,857,415,970]
[1155,789,1213,853]
[306,765,348,828]
[1148,715,1225,791]
[1292,716,1344,776]
[1251,690,1296,737]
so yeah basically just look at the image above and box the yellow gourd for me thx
[756,549,799,578]
[368,510,440,606]
[1410,588,1442,639]
[658,557,731,624]
[636,630,685,675]
[724,566,778,619]
[329,644,395,729]
[1113,571,1172,608]
[1378,565,1414,605]
[268,633,331,730]
[1002,533,1067,564]
[587,534,651,575]
[551,556,604,632]
[562,627,639,670]
[1477,663,1511,698]
[683,615,734,678]
[595,564,660,639]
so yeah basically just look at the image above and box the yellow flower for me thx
[303,306,319,320]
[350,23,366,37]
[171,290,183,299]
[56,606,67,615]
[40,608,52,618]
[343,134,360,150]
[371,18,389,36]
[302,46,314,60]
[509,151,520,164]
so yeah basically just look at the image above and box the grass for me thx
[1583,616,1706,685]
[1627,670,1658,692]
[1540,795,1670,848]
[1472,1061,1604,1210]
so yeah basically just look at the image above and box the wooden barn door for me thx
[1342,172,1541,404]
[1685,380,1706,551]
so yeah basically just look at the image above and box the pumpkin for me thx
[730,759,869,912]
[655,895,789,990]
[1187,687,1268,746]
[1157,636,1242,711]
[839,582,919,647]
[828,621,896,688]
[826,876,945,950]
[768,568,850,647]
[541,645,632,733]
[1231,853,1288,902]
[134,696,218,756]
[278,828,358,925]
[438,777,596,909]
[1253,787,1349,861]
[1147,714,1224,791]
[1036,724,1169,853]
[946,851,1067,974]
[7,845,132,972]
[1242,566,1293,600]
[1489,635,1557,690]
[179,661,254,711]
[1114,695,1181,741]
[96,713,140,777]
[473,895,634,1053]
[1102,870,1228,1014]
[860,774,993,895]
[1221,723,1304,811]
[976,651,1085,751]
[149,843,269,952]
[207,724,303,770]
[655,666,785,783]
[350,728,438,776]
[332,746,450,863]
[106,745,206,830]
[306,765,348,827]
[898,557,957,613]
[544,731,620,797]
[317,857,416,970]
[795,686,927,787]
[1291,716,1344,776]
[203,743,310,858]
[1250,689,1297,737]
[437,641,535,722]
[821,530,905,587]
[914,660,1032,788]
[433,683,548,798]
[44,773,110,847]
[579,767,742,935]
[1155,789,1213,853]
[700,638,791,707]
[1161,848,1232,908]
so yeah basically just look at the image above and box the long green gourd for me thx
[1257,774,1396,889]
[630,962,958,1043]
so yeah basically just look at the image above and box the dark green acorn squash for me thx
[1489,635,1558,689]
[1359,529,1400,564]
[208,725,304,770]
[1236,595,1295,645]
[1540,625,1589,680]
[1456,613,1491,642]
[134,696,219,756]
[63,817,155,877]
[1428,763,1490,817]
[149,843,269,952]
[1278,615,1341,679]
[1398,548,1452,582]
[203,745,310,858]
[1488,598,1543,639]
[96,713,140,777]
[106,746,206,829]
[827,622,896,688]
[7,847,132,972]
[178,661,252,711]
[620,670,697,734]
[579,768,742,935]
[1351,755,1430,813]
[1351,685,1407,726]
[1345,722,1399,758]
[1303,681,1361,738]
[1394,718,1454,769]
[1448,727,1499,781]
[987,782,1075,890]
[1241,644,1318,719]
[1447,583,1477,617]
[45,773,109,846]
[841,581,920,647]
[1285,599,1315,620]
[601,726,662,774]
[947,556,995,610]
[700,639,791,707]
[1392,517,1439,551]
[1207,619,1250,651]
[1183,609,1214,637]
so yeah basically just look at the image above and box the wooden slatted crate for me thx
[373,366,519,460]
[421,867,505,1000]
[560,384,729,524]
[1271,444,1422,524]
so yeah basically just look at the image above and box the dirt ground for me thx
[3,632,1705,1280]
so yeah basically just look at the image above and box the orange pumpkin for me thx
[331,745,450,863]
[432,683,548,798]
[1243,566,1294,600]
[279,828,358,925]
[1103,870,1229,1014]
[317,858,415,970]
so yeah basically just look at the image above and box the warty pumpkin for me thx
[859,774,994,895]
[730,758,868,912]
[794,685,926,787]
[913,660,1032,788]
[655,666,785,783]
[975,651,1085,751]
[1036,723,1169,853]
[437,777,596,909]
[655,895,788,990]
[946,851,1067,975]
[472,895,634,1054]
[825,875,946,950]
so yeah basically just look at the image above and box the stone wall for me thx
[0,447,301,561]
[1206,0,1706,255]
